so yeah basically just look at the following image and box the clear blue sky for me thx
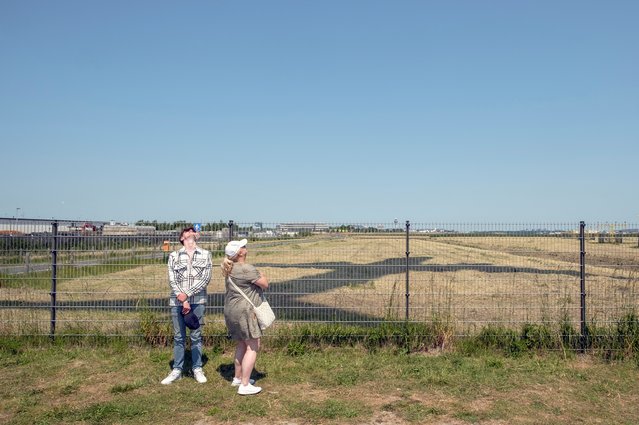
[1,1,637,224]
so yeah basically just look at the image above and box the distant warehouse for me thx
[102,225,156,236]
[276,222,329,234]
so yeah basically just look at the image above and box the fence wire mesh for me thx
[1,219,637,346]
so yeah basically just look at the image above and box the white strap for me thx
[227,277,257,309]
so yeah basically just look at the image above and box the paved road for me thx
[0,252,166,275]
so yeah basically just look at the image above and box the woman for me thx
[222,238,269,395]
[161,227,212,385]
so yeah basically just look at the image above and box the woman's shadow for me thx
[215,362,267,384]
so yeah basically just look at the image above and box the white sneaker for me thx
[231,377,255,386]
[193,368,207,384]
[237,383,262,395]
[161,369,182,385]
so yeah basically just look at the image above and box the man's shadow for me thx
[168,351,209,377]
[215,362,267,384]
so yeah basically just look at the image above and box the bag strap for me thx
[227,276,257,308]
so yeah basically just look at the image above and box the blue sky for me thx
[1,1,637,224]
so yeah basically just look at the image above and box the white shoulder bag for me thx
[228,277,276,330]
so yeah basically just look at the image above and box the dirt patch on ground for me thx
[192,410,409,425]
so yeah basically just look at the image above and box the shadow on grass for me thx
[166,350,209,377]
[216,362,267,384]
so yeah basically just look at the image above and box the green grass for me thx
[383,398,444,423]
[1,338,639,425]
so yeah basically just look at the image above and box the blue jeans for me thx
[170,303,205,371]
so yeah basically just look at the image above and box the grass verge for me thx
[1,337,638,425]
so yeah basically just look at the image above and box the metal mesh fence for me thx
[583,222,639,328]
[407,222,583,333]
[1,218,637,343]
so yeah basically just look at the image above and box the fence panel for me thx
[246,222,406,324]
[584,223,639,331]
[1,218,638,344]
[408,223,584,335]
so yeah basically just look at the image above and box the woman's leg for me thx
[241,338,260,386]
[234,340,247,380]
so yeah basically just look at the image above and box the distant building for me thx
[102,225,156,236]
[204,228,230,240]
[276,223,329,234]
[252,230,276,239]
[0,223,50,234]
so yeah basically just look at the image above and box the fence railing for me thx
[1,218,638,349]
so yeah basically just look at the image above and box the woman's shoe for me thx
[237,383,262,395]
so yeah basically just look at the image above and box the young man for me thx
[161,227,212,385]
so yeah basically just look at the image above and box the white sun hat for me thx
[225,239,248,258]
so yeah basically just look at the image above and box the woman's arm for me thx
[253,271,269,290]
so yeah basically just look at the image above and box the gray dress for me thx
[224,263,264,340]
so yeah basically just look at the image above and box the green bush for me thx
[476,325,519,350]
[616,312,639,355]
[5,310,639,363]
[587,312,638,361]
[521,323,553,350]
[559,317,580,351]
[138,308,172,346]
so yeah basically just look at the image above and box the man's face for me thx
[181,230,197,246]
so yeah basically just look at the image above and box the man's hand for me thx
[177,292,188,303]
[182,300,191,315]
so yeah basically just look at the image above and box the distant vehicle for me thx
[80,222,97,232]
[67,222,97,232]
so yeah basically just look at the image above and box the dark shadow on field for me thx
[8,256,582,323]
[216,362,267,384]
[253,256,581,322]
[253,257,430,322]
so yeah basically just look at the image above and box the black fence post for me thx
[405,220,410,321]
[579,221,588,352]
[228,220,234,241]
[50,221,58,340]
